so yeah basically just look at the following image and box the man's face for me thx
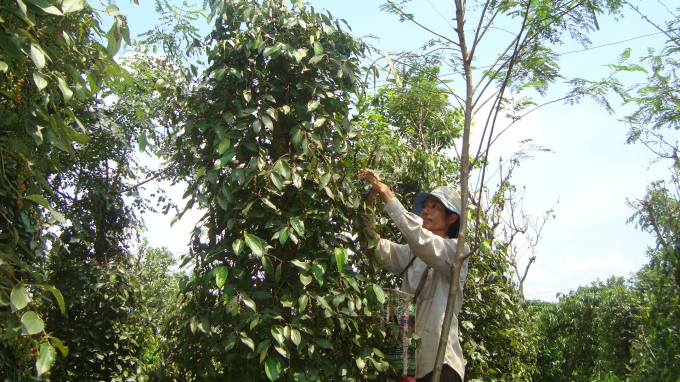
[420,195,458,237]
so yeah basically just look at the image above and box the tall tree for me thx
[377,0,624,379]
[0,0,133,377]
[159,1,405,380]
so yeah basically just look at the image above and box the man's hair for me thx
[445,209,460,239]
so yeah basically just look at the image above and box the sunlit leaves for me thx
[25,0,62,15]
[214,266,228,287]
[290,217,304,237]
[245,233,264,257]
[334,248,346,273]
[36,343,56,376]
[10,283,30,312]
[265,357,283,381]
[33,71,48,91]
[21,311,45,335]
[30,43,46,70]
[61,0,85,13]
[47,286,65,314]
[50,337,69,357]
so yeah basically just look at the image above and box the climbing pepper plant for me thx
[161,0,402,380]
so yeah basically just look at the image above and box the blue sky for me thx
[111,0,675,300]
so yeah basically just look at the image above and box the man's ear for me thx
[447,213,459,224]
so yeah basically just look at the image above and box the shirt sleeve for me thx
[377,238,413,276]
[383,198,459,275]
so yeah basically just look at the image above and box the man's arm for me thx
[359,169,459,275]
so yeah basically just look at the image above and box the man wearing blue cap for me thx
[359,169,468,382]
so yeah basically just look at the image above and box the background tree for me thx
[355,56,542,379]
[377,0,624,379]
[528,277,640,382]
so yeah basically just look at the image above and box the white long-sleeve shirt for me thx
[377,198,469,380]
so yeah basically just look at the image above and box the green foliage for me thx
[355,60,534,380]
[527,278,640,382]
[45,246,147,381]
[626,182,680,381]
[0,0,135,377]
[159,1,404,380]
[368,62,463,154]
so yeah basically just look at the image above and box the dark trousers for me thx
[416,364,463,382]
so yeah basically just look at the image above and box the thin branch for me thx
[386,0,461,47]
[116,166,170,195]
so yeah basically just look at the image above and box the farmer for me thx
[359,169,469,382]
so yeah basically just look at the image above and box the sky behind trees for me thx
[114,0,675,300]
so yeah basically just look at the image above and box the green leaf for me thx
[270,172,283,191]
[300,274,312,286]
[291,329,301,346]
[214,266,228,288]
[261,114,273,130]
[309,54,324,64]
[313,117,326,128]
[265,357,283,381]
[313,41,323,55]
[273,159,291,179]
[10,283,30,312]
[138,131,147,153]
[315,338,333,349]
[0,61,8,72]
[21,311,44,335]
[57,76,73,103]
[36,343,56,377]
[25,0,63,15]
[298,294,308,311]
[291,128,303,150]
[343,275,359,292]
[50,337,68,357]
[49,208,66,224]
[373,284,386,304]
[306,100,320,112]
[243,297,256,311]
[104,3,122,16]
[245,233,264,257]
[241,336,255,351]
[263,42,282,57]
[290,217,304,237]
[262,256,274,276]
[271,325,285,346]
[30,44,46,70]
[61,0,84,13]
[232,239,244,255]
[72,132,91,144]
[319,173,331,189]
[23,194,50,209]
[291,260,310,271]
[334,248,346,273]
[218,137,231,154]
[106,24,122,57]
[33,70,48,91]
[47,286,65,314]
[278,227,289,245]
[312,261,326,286]
[195,166,205,180]
[292,173,301,189]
